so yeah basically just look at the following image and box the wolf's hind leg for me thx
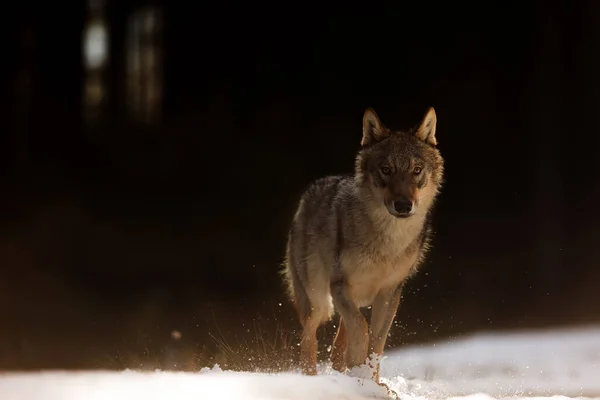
[299,315,319,375]
[331,318,347,372]
[291,274,320,375]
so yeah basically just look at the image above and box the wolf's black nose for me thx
[393,199,413,214]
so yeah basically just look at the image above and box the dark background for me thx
[1,1,599,371]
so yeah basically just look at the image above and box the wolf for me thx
[281,107,444,382]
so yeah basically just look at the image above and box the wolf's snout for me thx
[393,198,413,215]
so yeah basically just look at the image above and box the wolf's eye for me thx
[381,166,392,175]
[413,166,422,175]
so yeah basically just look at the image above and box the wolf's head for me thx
[355,107,444,219]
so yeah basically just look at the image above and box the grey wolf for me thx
[281,107,444,382]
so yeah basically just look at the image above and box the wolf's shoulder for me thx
[300,174,354,202]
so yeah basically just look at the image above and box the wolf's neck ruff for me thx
[356,189,431,270]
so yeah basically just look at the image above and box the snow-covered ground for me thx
[0,325,598,400]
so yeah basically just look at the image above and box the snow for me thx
[0,325,598,400]
[379,325,600,399]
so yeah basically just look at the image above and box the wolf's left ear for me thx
[415,107,437,146]
[362,108,389,146]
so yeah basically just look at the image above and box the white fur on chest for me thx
[341,213,425,307]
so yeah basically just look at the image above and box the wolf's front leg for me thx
[367,285,403,381]
[330,278,369,370]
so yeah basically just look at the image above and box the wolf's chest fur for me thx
[340,213,425,307]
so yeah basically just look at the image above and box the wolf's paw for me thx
[347,352,382,380]
[377,380,400,399]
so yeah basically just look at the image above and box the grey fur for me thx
[282,107,444,381]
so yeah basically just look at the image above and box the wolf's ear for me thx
[361,108,389,146]
[415,107,437,146]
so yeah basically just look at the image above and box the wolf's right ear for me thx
[361,108,389,146]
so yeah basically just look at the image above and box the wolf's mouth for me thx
[393,212,411,219]
[385,205,414,219]
[391,211,412,219]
